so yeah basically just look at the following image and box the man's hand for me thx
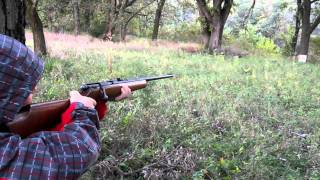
[70,91,97,108]
[115,85,132,101]
[69,85,130,109]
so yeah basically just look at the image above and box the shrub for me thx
[309,36,320,63]
[279,27,295,56]
[256,36,279,54]
[227,25,280,56]
[88,20,106,38]
[159,21,202,42]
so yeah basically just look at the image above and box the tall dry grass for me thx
[26,31,201,59]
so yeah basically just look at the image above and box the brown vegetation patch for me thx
[179,46,201,54]
[216,46,249,58]
[91,147,199,179]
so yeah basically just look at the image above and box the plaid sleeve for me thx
[0,103,101,180]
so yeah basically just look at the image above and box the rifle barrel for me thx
[143,74,174,81]
[81,74,174,90]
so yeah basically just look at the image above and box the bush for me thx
[88,20,106,38]
[158,21,202,42]
[309,36,320,63]
[278,27,295,56]
[226,25,280,56]
[256,36,279,54]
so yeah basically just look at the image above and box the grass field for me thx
[27,32,320,179]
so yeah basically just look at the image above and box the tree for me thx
[291,0,302,55]
[72,0,81,35]
[119,1,155,41]
[294,0,320,61]
[82,0,94,32]
[103,0,120,41]
[0,0,26,44]
[152,0,166,40]
[25,0,47,56]
[103,0,155,41]
[37,0,71,33]
[196,0,233,51]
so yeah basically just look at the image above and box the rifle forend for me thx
[79,74,174,101]
[6,74,174,138]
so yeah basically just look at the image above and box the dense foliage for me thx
[31,0,320,59]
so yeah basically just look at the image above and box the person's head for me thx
[0,34,44,124]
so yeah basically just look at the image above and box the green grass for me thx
[35,48,320,179]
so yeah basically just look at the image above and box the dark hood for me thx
[0,34,44,124]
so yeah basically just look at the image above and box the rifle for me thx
[7,74,174,138]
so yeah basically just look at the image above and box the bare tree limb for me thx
[241,0,256,28]
[310,15,320,33]
[196,0,213,24]
[124,10,148,17]
[221,0,233,23]
[125,0,155,23]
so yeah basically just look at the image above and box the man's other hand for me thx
[115,85,132,101]
[70,91,97,108]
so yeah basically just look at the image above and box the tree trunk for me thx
[291,17,300,55]
[117,1,126,42]
[196,0,233,52]
[297,25,311,55]
[25,0,47,56]
[103,0,142,41]
[103,0,116,41]
[152,0,166,41]
[73,0,81,35]
[83,2,92,32]
[294,0,320,62]
[202,25,210,49]
[47,7,54,32]
[198,7,210,49]
[296,0,312,59]
[120,24,128,41]
[291,0,301,55]
[208,19,223,51]
[0,0,26,44]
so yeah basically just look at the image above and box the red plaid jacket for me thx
[0,102,101,179]
[0,34,104,179]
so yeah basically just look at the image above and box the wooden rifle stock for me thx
[7,80,148,138]
[6,74,174,137]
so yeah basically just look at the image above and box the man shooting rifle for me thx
[0,34,132,179]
